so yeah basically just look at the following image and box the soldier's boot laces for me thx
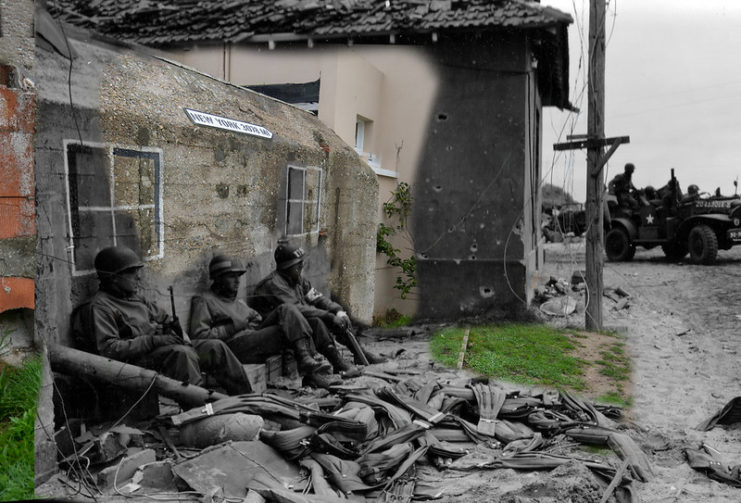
[294,338,331,375]
[322,343,357,374]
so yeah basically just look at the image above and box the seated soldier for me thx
[253,240,387,375]
[189,254,335,388]
[75,246,252,395]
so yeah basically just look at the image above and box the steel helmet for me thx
[274,241,305,270]
[687,184,699,195]
[209,254,247,279]
[94,246,144,275]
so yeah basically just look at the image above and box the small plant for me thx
[0,354,41,501]
[376,182,416,299]
[373,308,413,328]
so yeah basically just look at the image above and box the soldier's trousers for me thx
[136,339,252,394]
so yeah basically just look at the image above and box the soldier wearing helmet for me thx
[607,163,640,211]
[253,240,387,376]
[682,184,701,203]
[74,245,252,395]
[189,253,335,388]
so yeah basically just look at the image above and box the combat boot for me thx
[321,343,356,374]
[293,338,331,375]
[351,346,388,365]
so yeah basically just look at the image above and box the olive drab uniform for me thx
[75,286,253,395]
[188,290,329,371]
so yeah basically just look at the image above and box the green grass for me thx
[373,309,413,328]
[0,354,42,501]
[430,324,588,390]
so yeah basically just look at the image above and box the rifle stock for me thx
[345,328,369,366]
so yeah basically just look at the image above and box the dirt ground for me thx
[533,240,741,502]
[360,240,741,502]
[37,241,741,503]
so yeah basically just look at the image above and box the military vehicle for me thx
[605,171,741,264]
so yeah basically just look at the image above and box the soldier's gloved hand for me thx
[334,311,351,330]
[152,334,182,348]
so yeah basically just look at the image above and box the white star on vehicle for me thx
[646,214,655,224]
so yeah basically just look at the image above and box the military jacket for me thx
[189,290,261,340]
[253,270,342,319]
[85,290,171,362]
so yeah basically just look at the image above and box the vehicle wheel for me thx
[605,228,635,261]
[661,242,688,261]
[688,225,718,264]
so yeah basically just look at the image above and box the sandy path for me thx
[544,242,741,502]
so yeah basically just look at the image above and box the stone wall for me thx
[34,33,378,350]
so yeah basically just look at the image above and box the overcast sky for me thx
[541,0,741,202]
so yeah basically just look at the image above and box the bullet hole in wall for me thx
[470,243,478,253]
[479,286,494,298]
[469,255,477,260]
[437,113,448,121]
[214,148,226,163]
[433,185,443,192]
[237,185,248,197]
[216,184,229,199]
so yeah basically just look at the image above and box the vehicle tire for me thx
[661,242,688,261]
[605,227,635,261]
[688,225,718,264]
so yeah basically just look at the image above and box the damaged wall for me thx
[34,30,378,350]
[413,32,541,320]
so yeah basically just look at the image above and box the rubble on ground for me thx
[41,329,657,503]
[535,274,632,317]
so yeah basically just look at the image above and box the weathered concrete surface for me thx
[413,32,539,321]
[34,33,378,349]
[0,0,35,76]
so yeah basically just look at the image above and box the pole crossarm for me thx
[552,135,630,151]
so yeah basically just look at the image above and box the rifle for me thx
[167,286,185,339]
[344,328,369,366]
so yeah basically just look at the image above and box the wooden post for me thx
[585,0,607,331]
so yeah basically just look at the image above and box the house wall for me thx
[412,32,537,320]
[34,34,378,354]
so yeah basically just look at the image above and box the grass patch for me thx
[0,353,42,501]
[430,324,588,390]
[430,324,632,404]
[373,309,413,328]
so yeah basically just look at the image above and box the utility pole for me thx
[554,0,629,331]
[584,0,606,331]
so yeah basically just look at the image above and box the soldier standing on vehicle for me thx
[74,245,253,395]
[608,163,640,211]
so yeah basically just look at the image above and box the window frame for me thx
[63,139,164,276]
[284,164,322,238]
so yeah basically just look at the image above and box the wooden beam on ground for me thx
[48,344,227,408]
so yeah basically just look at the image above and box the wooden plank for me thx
[457,327,470,370]
[553,135,630,151]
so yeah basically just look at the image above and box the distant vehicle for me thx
[555,203,587,236]
[605,170,741,264]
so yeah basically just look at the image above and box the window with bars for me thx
[65,141,163,274]
[285,165,322,236]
